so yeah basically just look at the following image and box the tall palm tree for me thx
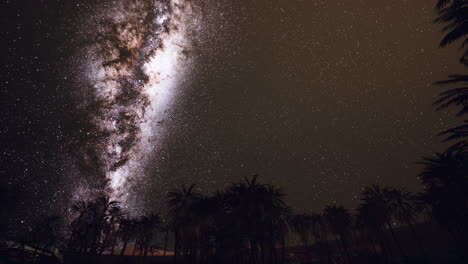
[109,208,125,255]
[358,186,394,262]
[323,205,353,264]
[223,175,290,264]
[386,188,427,258]
[167,184,202,263]
[100,202,123,255]
[361,185,410,262]
[291,213,331,263]
[118,217,137,256]
[68,200,97,253]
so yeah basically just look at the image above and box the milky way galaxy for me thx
[5,0,466,232]
[72,0,199,206]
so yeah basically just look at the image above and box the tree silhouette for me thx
[358,185,396,262]
[386,188,428,258]
[118,217,137,256]
[418,148,468,236]
[167,184,202,263]
[434,0,468,65]
[291,214,313,249]
[323,205,353,264]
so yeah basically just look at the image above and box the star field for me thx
[1,0,465,232]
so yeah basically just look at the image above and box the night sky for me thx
[1,0,465,229]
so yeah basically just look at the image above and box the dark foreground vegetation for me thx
[2,0,468,263]
[2,149,467,264]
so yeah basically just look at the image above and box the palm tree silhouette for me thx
[99,200,123,255]
[434,74,468,116]
[433,74,468,147]
[167,184,202,263]
[386,188,428,259]
[68,200,96,253]
[418,148,468,239]
[323,205,353,264]
[118,217,137,256]
[358,185,396,262]
[223,175,290,264]
[434,0,468,65]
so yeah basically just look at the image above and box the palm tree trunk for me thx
[407,219,427,257]
[110,234,117,255]
[164,229,169,257]
[260,242,265,264]
[377,231,391,264]
[120,239,128,256]
[173,231,178,264]
[386,221,408,262]
[281,235,286,264]
[370,236,379,258]
[340,235,352,264]
[132,243,137,256]
[249,240,255,264]
[322,231,333,264]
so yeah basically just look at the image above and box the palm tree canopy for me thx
[434,0,468,64]
[418,147,468,188]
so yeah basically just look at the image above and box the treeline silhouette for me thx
[17,155,467,264]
